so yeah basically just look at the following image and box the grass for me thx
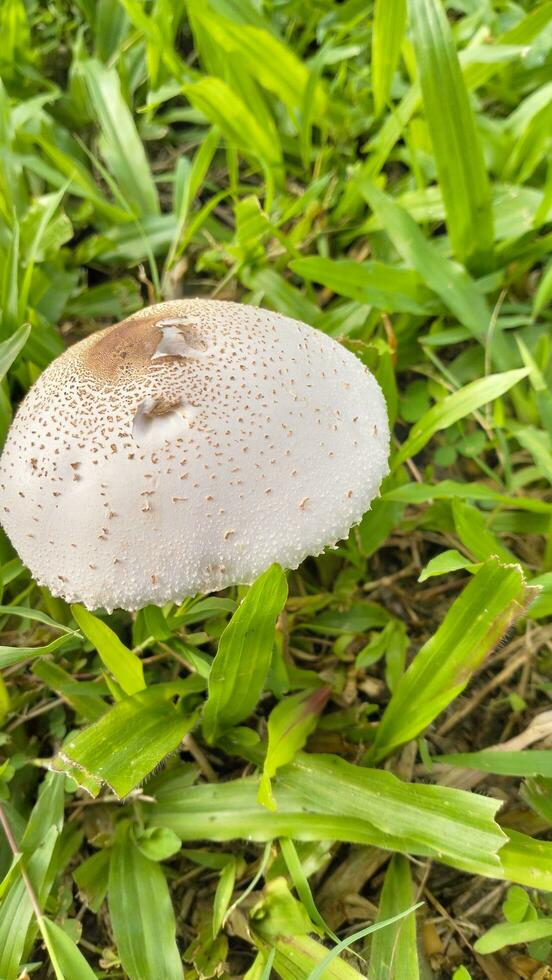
[0,0,551,976]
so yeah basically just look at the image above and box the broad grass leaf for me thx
[356,180,510,363]
[54,682,201,798]
[305,603,389,636]
[41,917,97,980]
[0,606,81,668]
[474,917,552,955]
[279,837,334,939]
[418,549,480,582]
[534,259,552,316]
[372,0,407,119]
[528,572,552,620]
[452,499,518,565]
[500,830,552,891]
[71,605,145,696]
[33,659,107,722]
[307,908,422,980]
[369,855,419,980]
[183,76,282,170]
[189,8,326,117]
[1,223,20,334]
[0,322,30,383]
[73,849,110,913]
[258,688,330,809]
[147,753,506,879]
[371,559,533,762]
[166,127,220,269]
[383,479,552,515]
[393,369,528,468]
[108,823,182,980]
[361,182,549,244]
[0,605,76,631]
[513,425,552,484]
[352,2,551,203]
[18,186,71,319]
[134,827,181,862]
[409,0,494,269]
[0,827,58,979]
[0,631,80,669]
[79,59,159,217]
[452,969,473,980]
[278,755,505,875]
[94,0,129,61]
[0,0,31,73]
[502,885,530,924]
[202,564,288,743]
[251,875,318,939]
[289,257,439,315]
[0,672,9,724]
[26,132,131,222]
[245,267,320,325]
[212,858,236,938]
[169,596,237,629]
[435,750,552,778]
[22,770,65,851]
[250,878,362,979]
[65,278,142,320]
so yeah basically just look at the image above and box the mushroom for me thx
[0,299,389,611]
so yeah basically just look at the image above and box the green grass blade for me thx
[148,755,507,879]
[279,837,335,941]
[368,855,419,980]
[308,904,422,980]
[54,682,201,798]
[475,918,552,956]
[190,7,326,118]
[108,823,182,980]
[372,0,407,119]
[393,369,528,468]
[0,828,58,979]
[0,322,30,383]
[500,831,552,891]
[183,76,282,171]
[28,132,131,222]
[289,256,439,315]
[18,185,69,319]
[0,632,80,669]
[435,750,552,778]
[79,59,159,217]
[251,878,362,980]
[356,179,510,363]
[258,688,330,810]
[202,564,288,743]
[452,499,518,565]
[409,0,494,269]
[40,917,97,980]
[371,559,533,762]
[383,478,552,514]
[71,605,145,696]
[279,754,506,875]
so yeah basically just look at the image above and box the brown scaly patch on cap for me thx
[81,314,164,382]
[82,313,211,383]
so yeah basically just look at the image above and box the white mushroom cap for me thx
[0,299,389,611]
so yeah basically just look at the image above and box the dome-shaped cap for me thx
[0,299,389,611]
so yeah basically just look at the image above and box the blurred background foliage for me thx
[0,0,551,976]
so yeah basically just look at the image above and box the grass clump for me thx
[0,0,551,977]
